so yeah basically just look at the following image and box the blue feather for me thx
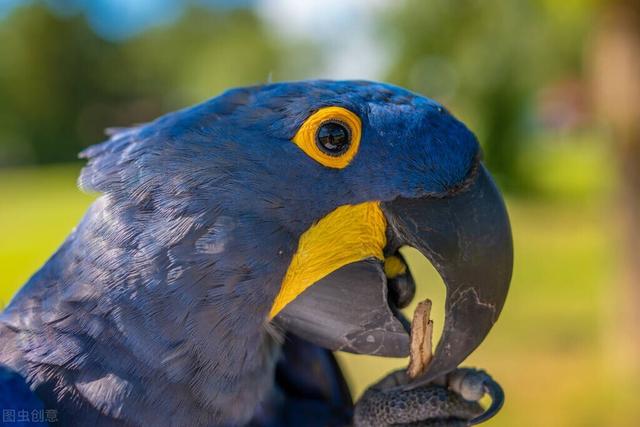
[0,365,48,426]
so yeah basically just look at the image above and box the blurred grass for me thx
[0,138,636,426]
[0,163,93,306]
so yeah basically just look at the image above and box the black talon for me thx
[469,375,504,425]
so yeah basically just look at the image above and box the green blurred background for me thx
[1,0,640,425]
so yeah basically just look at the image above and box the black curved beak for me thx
[275,165,512,381]
[382,165,513,386]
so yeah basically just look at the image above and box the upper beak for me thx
[381,164,513,386]
[275,164,512,383]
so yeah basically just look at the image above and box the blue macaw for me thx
[0,81,512,426]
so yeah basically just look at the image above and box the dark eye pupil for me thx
[316,121,351,156]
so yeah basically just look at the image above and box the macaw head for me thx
[80,80,512,384]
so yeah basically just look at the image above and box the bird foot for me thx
[353,367,503,427]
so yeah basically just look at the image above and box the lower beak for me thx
[275,165,512,382]
[273,258,411,356]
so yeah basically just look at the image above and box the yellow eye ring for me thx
[292,106,362,169]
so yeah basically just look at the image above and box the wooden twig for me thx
[406,299,434,379]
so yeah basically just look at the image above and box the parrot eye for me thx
[316,121,351,156]
[292,106,362,169]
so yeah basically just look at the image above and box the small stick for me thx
[407,299,434,379]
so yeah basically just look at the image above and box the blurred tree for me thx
[0,6,125,165]
[383,0,590,191]
[0,3,309,166]
[590,0,640,377]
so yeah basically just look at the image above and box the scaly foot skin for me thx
[354,368,503,427]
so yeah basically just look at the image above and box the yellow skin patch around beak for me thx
[269,201,387,319]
